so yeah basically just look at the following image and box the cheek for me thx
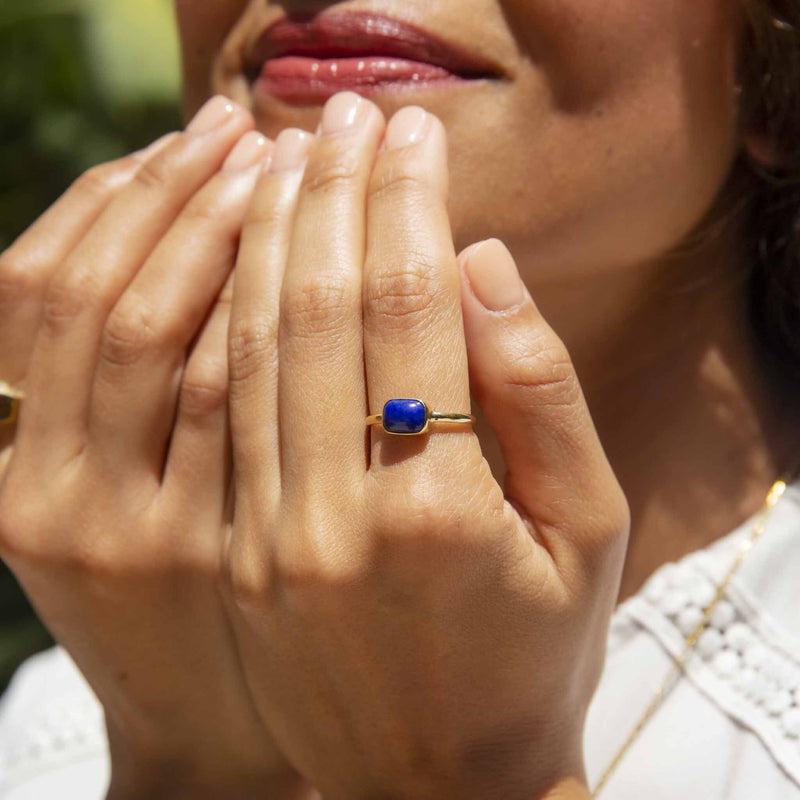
[447,0,742,277]
[174,0,251,119]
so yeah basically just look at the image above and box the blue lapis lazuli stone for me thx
[383,399,427,434]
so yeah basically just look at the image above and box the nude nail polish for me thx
[385,107,430,149]
[222,132,270,172]
[187,95,236,134]
[269,128,314,172]
[321,92,364,135]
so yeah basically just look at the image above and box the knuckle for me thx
[0,477,144,577]
[501,339,581,408]
[369,165,430,206]
[272,504,365,592]
[49,546,121,581]
[406,499,464,541]
[101,298,168,369]
[0,532,40,570]
[228,316,277,387]
[367,492,490,577]
[399,501,454,541]
[224,543,272,614]
[281,278,356,339]
[72,163,120,200]
[563,489,631,580]
[241,172,300,234]
[301,152,361,197]
[242,198,289,232]
[372,479,456,542]
[273,545,356,599]
[0,251,45,308]
[592,491,632,557]
[133,153,174,193]
[365,257,442,333]
[41,266,101,337]
[368,456,503,554]
[179,363,228,419]
[180,187,239,226]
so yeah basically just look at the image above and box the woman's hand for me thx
[0,134,177,464]
[0,97,315,799]
[225,91,630,800]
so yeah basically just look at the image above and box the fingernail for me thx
[385,107,429,149]
[321,91,365,135]
[465,239,526,311]
[187,95,236,134]
[269,128,314,172]
[222,131,270,172]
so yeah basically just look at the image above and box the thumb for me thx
[457,238,628,566]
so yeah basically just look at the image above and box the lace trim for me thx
[0,653,107,789]
[621,557,800,786]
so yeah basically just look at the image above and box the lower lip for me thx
[256,56,469,104]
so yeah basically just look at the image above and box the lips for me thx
[247,11,502,104]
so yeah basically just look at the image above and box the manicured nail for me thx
[321,91,365,135]
[465,239,526,311]
[269,128,314,172]
[223,132,270,172]
[385,107,429,149]
[187,95,236,134]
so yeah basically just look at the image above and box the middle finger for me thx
[278,92,385,495]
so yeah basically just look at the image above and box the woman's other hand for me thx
[225,92,630,800]
[0,134,177,465]
[0,98,314,800]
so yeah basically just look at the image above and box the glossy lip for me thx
[245,10,505,101]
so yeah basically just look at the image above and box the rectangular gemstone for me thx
[383,399,427,434]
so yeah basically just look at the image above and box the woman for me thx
[0,0,799,797]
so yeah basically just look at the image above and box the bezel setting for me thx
[381,398,430,435]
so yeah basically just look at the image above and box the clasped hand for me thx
[0,93,629,800]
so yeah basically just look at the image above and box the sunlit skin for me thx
[1,1,799,797]
[178,0,800,602]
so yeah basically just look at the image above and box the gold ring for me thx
[0,381,24,426]
[366,398,476,436]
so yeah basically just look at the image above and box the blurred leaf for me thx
[83,0,180,101]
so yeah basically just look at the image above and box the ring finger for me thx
[227,128,315,506]
[363,108,476,477]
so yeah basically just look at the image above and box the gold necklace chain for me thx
[590,478,789,798]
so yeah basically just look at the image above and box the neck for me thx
[473,238,800,605]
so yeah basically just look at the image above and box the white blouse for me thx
[1,480,799,799]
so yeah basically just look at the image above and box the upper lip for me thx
[246,10,504,80]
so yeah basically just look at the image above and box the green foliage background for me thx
[0,0,182,691]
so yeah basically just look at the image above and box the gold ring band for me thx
[366,398,476,436]
[0,381,24,426]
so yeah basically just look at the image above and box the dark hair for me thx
[737,1,800,392]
